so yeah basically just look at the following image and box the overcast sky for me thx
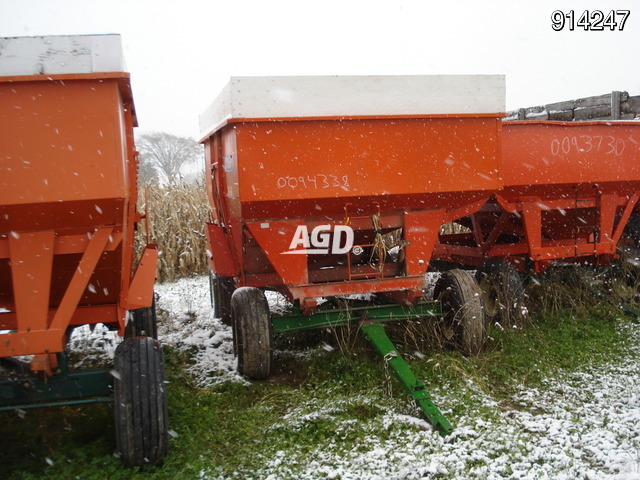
[1,0,638,139]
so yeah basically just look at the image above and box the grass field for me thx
[1,268,639,479]
[3,186,640,478]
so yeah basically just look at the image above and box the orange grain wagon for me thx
[0,34,167,466]
[435,119,640,322]
[200,75,506,434]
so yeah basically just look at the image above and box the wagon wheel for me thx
[231,287,272,380]
[210,272,235,326]
[606,249,640,302]
[434,269,486,356]
[113,337,169,467]
[620,215,640,250]
[126,297,158,339]
[475,260,526,327]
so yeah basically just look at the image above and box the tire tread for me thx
[114,337,168,467]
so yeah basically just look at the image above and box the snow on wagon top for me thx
[0,34,126,77]
[199,75,506,138]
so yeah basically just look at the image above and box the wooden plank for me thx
[611,91,621,120]
[575,93,612,108]
[544,92,622,112]
[547,109,573,121]
[622,96,640,114]
[525,110,549,120]
[574,105,613,121]
[506,91,637,122]
[544,99,581,111]
[524,105,546,115]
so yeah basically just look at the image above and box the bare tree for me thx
[137,153,160,186]
[137,132,202,186]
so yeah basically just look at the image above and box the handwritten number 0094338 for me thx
[550,136,626,157]
[276,174,350,190]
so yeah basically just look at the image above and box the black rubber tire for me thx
[606,250,640,301]
[231,287,272,380]
[127,298,158,339]
[475,260,526,326]
[434,269,486,356]
[211,272,234,326]
[113,337,168,467]
[622,215,640,249]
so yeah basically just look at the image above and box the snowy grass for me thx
[2,274,640,480]
[155,277,241,386]
[162,276,640,480]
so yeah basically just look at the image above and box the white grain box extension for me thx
[200,75,506,137]
[0,34,125,77]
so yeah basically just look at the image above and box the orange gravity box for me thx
[0,35,157,367]
[199,75,506,308]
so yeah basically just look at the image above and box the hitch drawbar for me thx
[272,302,453,436]
[361,323,453,437]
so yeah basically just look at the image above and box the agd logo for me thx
[282,225,354,255]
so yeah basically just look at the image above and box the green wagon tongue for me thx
[271,300,453,437]
[362,323,453,437]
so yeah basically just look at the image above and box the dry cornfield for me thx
[136,183,210,283]
[439,221,470,235]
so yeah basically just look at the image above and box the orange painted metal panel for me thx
[247,220,308,286]
[204,113,503,305]
[205,223,238,277]
[0,78,129,207]
[0,330,66,358]
[502,121,640,186]
[0,305,121,331]
[288,276,427,300]
[404,209,445,276]
[123,245,159,310]
[49,227,113,332]
[8,231,54,332]
[227,117,502,207]
[0,71,155,360]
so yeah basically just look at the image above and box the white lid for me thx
[0,34,126,76]
[200,75,506,137]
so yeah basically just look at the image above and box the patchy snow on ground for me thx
[247,336,640,480]
[67,323,121,368]
[67,276,241,385]
[155,276,242,386]
[68,275,640,479]
[154,277,299,387]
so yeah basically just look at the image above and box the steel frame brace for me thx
[0,354,113,411]
[271,301,440,333]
